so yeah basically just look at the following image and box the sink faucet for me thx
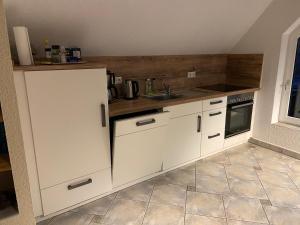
[163,83,171,96]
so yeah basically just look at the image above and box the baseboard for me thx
[249,137,300,160]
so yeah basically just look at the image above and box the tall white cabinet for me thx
[14,68,112,216]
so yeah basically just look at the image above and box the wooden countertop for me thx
[13,61,106,71]
[109,87,259,117]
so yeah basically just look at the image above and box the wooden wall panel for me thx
[88,55,228,94]
[226,54,263,88]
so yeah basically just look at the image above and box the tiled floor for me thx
[38,143,300,225]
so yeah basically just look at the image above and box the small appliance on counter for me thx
[124,79,139,100]
[107,70,119,103]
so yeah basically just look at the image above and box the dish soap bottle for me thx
[44,39,51,63]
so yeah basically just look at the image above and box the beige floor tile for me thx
[288,161,300,173]
[264,205,300,225]
[165,168,195,187]
[204,152,231,165]
[225,165,258,181]
[150,184,186,207]
[288,171,300,188]
[227,219,268,225]
[227,150,259,168]
[252,147,282,161]
[48,211,94,225]
[223,195,268,223]
[143,203,184,225]
[185,214,227,225]
[89,215,104,224]
[37,218,53,225]
[229,179,267,199]
[257,169,296,188]
[186,191,225,218]
[196,174,230,194]
[264,186,300,208]
[102,198,147,225]
[196,162,226,178]
[149,174,173,186]
[72,193,116,216]
[258,159,290,173]
[116,182,154,202]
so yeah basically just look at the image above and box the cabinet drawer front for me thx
[201,131,224,156]
[203,97,227,111]
[41,169,112,216]
[164,101,202,118]
[202,108,226,133]
[115,112,169,136]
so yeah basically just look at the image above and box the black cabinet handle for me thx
[67,178,92,190]
[208,133,221,139]
[210,100,223,105]
[101,104,106,127]
[209,112,222,117]
[197,115,201,133]
[136,118,156,126]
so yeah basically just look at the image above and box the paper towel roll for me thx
[13,26,34,65]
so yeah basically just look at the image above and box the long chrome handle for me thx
[208,133,221,139]
[67,178,92,190]
[136,118,156,126]
[210,100,223,105]
[197,115,201,133]
[101,104,106,127]
[209,112,222,117]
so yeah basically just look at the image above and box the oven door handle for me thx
[231,102,253,109]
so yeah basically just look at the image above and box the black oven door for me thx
[225,100,253,138]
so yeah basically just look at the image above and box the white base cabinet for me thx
[164,102,202,170]
[164,114,202,170]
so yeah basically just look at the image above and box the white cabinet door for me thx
[25,69,111,189]
[113,112,169,187]
[164,113,202,170]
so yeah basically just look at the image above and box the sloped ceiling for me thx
[4,0,273,56]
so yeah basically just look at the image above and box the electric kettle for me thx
[124,80,139,99]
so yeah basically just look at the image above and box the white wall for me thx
[4,0,272,56]
[232,0,300,153]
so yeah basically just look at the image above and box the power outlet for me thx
[187,71,196,78]
[115,76,123,84]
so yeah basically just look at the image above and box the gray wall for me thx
[232,0,300,152]
[5,0,272,56]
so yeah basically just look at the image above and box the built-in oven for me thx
[225,93,254,138]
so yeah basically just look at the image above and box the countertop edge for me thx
[109,87,259,117]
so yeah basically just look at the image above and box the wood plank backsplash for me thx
[87,54,263,94]
[226,54,263,88]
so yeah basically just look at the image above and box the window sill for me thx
[273,122,300,131]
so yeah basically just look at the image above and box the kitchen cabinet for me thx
[22,69,112,215]
[201,99,226,156]
[163,102,202,170]
[112,111,169,187]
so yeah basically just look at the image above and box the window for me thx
[280,26,300,126]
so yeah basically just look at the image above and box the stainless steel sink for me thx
[144,93,183,101]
